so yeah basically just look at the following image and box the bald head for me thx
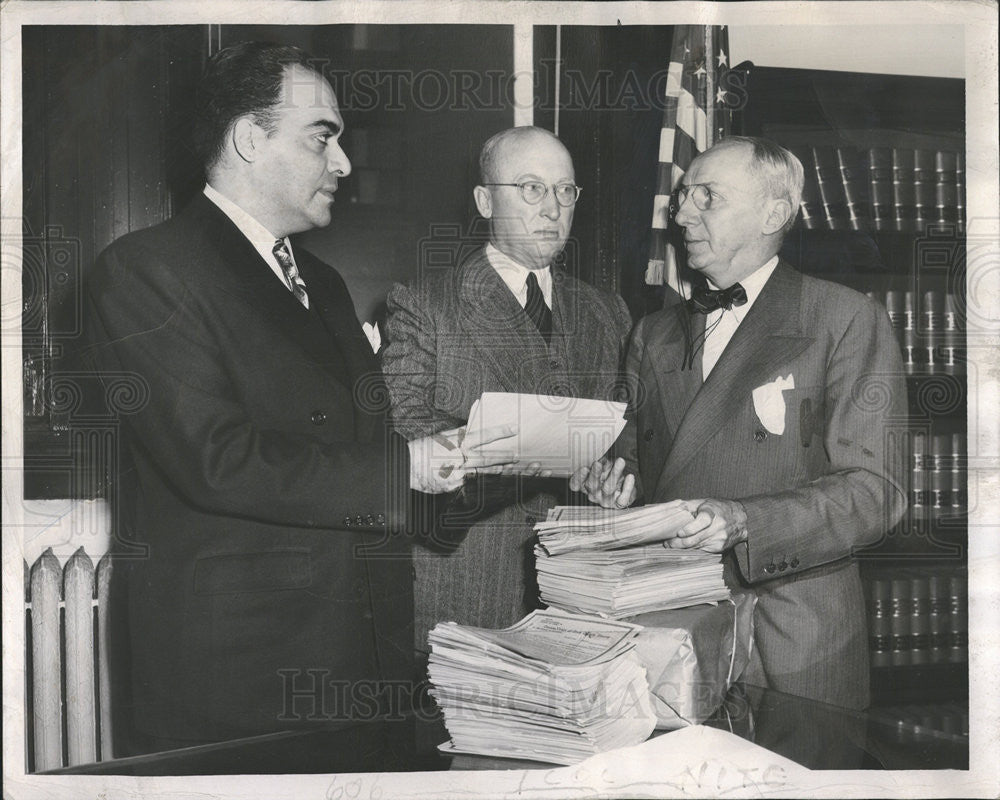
[479,126,571,184]
[474,126,577,270]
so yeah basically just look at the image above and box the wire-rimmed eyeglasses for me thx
[669,183,714,216]
[482,181,582,207]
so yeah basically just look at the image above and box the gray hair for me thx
[716,136,804,234]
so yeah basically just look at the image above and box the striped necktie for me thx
[272,239,309,308]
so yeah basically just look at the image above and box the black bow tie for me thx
[688,282,748,314]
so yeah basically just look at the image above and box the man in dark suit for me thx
[574,136,907,709]
[382,126,633,655]
[83,42,509,753]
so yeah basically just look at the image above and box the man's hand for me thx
[408,424,517,493]
[569,457,637,509]
[666,498,748,553]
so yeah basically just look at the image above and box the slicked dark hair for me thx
[192,41,323,171]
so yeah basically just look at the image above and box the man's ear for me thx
[473,185,493,218]
[762,197,792,235]
[231,117,260,164]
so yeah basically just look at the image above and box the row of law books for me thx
[865,289,965,376]
[866,565,967,668]
[904,428,968,522]
[533,502,730,617]
[796,146,965,234]
[869,701,968,743]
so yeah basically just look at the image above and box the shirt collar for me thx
[203,184,293,262]
[485,242,552,307]
[707,255,779,321]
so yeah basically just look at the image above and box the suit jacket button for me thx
[549,360,561,370]
[366,514,375,525]
[343,517,352,528]
[765,562,776,574]
[754,429,768,443]
[376,513,386,525]
[790,557,800,568]
[355,515,364,526]
[525,515,537,525]
[311,410,327,425]
[778,561,788,571]
[644,428,655,442]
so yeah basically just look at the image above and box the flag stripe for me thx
[645,25,731,289]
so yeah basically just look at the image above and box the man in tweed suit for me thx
[383,127,633,655]
[575,137,907,708]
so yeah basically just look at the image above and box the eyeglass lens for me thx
[520,182,579,207]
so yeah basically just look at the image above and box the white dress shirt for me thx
[701,255,779,380]
[485,242,553,309]
[203,184,307,307]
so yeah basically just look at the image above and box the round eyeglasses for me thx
[669,183,713,216]
[482,181,582,207]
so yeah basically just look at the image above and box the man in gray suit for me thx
[383,126,633,655]
[575,136,906,709]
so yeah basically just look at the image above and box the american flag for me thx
[645,25,734,290]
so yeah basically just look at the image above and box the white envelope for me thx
[751,373,794,435]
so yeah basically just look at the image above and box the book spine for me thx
[934,150,958,226]
[950,433,967,516]
[868,576,893,667]
[907,569,931,665]
[892,148,916,233]
[836,147,867,231]
[922,289,943,374]
[868,147,893,232]
[947,568,968,663]
[927,573,951,664]
[942,292,964,376]
[931,433,952,519]
[889,575,913,666]
[902,290,920,374]
[909,431,929,523]
[813,146,848,230]
[797,148,822,230]
[955,152,965,234]
[913,149,936,233]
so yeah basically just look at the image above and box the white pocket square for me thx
[752,374,795,435]
[362,321,382,354]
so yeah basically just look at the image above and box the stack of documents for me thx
[463,392,626,477]
[533,503,730,617]
[428,609,657,765]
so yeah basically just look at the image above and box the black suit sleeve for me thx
[84,239,410,532]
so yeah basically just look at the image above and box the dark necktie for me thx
[524,271,552,344]
[272,240,309,308]
[687,282,748,314]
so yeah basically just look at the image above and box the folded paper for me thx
[463,392,626,477]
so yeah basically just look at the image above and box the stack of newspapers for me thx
[427,609,657,765]
[534,502,730,617]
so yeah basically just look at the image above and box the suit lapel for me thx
[295,248,385,440]
[457,249,551,392]
[191,197,348,375]
[643,304,704,438]
[655,262,814,494]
